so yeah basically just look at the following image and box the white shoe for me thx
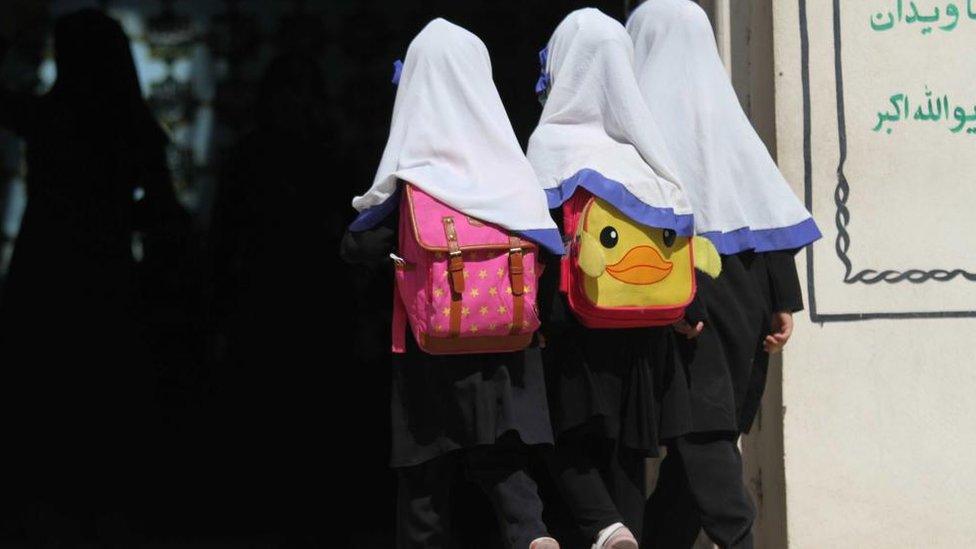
[530,536,560,549]
[593,522,638,549]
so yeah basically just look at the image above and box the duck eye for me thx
[662,229,676,247]
[599,226,619,248]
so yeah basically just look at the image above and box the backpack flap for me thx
[404,184,537,253]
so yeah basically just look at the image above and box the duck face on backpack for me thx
[560,189,720,328]
[576,196,695,308]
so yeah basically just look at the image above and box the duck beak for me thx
[605,246,673,285]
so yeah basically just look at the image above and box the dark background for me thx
[0,1,631,547]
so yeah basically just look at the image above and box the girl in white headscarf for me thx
[341,19,560,549]
[628,2,820,548]
[527,9,691,549]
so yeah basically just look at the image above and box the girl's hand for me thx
[763,312,794,354]
[673,319,704,339]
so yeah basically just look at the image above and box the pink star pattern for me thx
[426,251,541,338]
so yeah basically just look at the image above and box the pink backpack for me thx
[391,184,541,355]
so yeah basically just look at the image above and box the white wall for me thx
[772,1,976,547]
[781,317,976,547]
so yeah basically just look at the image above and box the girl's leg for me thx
[544,434,626,543]
[653,433,756,549]
[465,443,549,549]
[396,453,458,549]
[643,444,703,549]
[677,433,755,549]
[599,439,647,541]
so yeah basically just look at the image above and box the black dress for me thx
[659,250,803,438]
[539,286,667,455]
[340,213,554,468]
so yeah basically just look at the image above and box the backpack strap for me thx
[443,217,464,338]
[508,237,525,335]
[390,253,417,353]
[391,264,408,353]
[560,234,573,294]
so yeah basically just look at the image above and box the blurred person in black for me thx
[0,8,186,545]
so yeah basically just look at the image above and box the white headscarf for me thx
[350,18,563,254]
[627,0,820,254]
[526,8,694,236]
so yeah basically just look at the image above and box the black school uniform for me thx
[645,250,803,549]
[341,213,553,549]
[535,209,671,546]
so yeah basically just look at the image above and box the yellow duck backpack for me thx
[559,189,721,328]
